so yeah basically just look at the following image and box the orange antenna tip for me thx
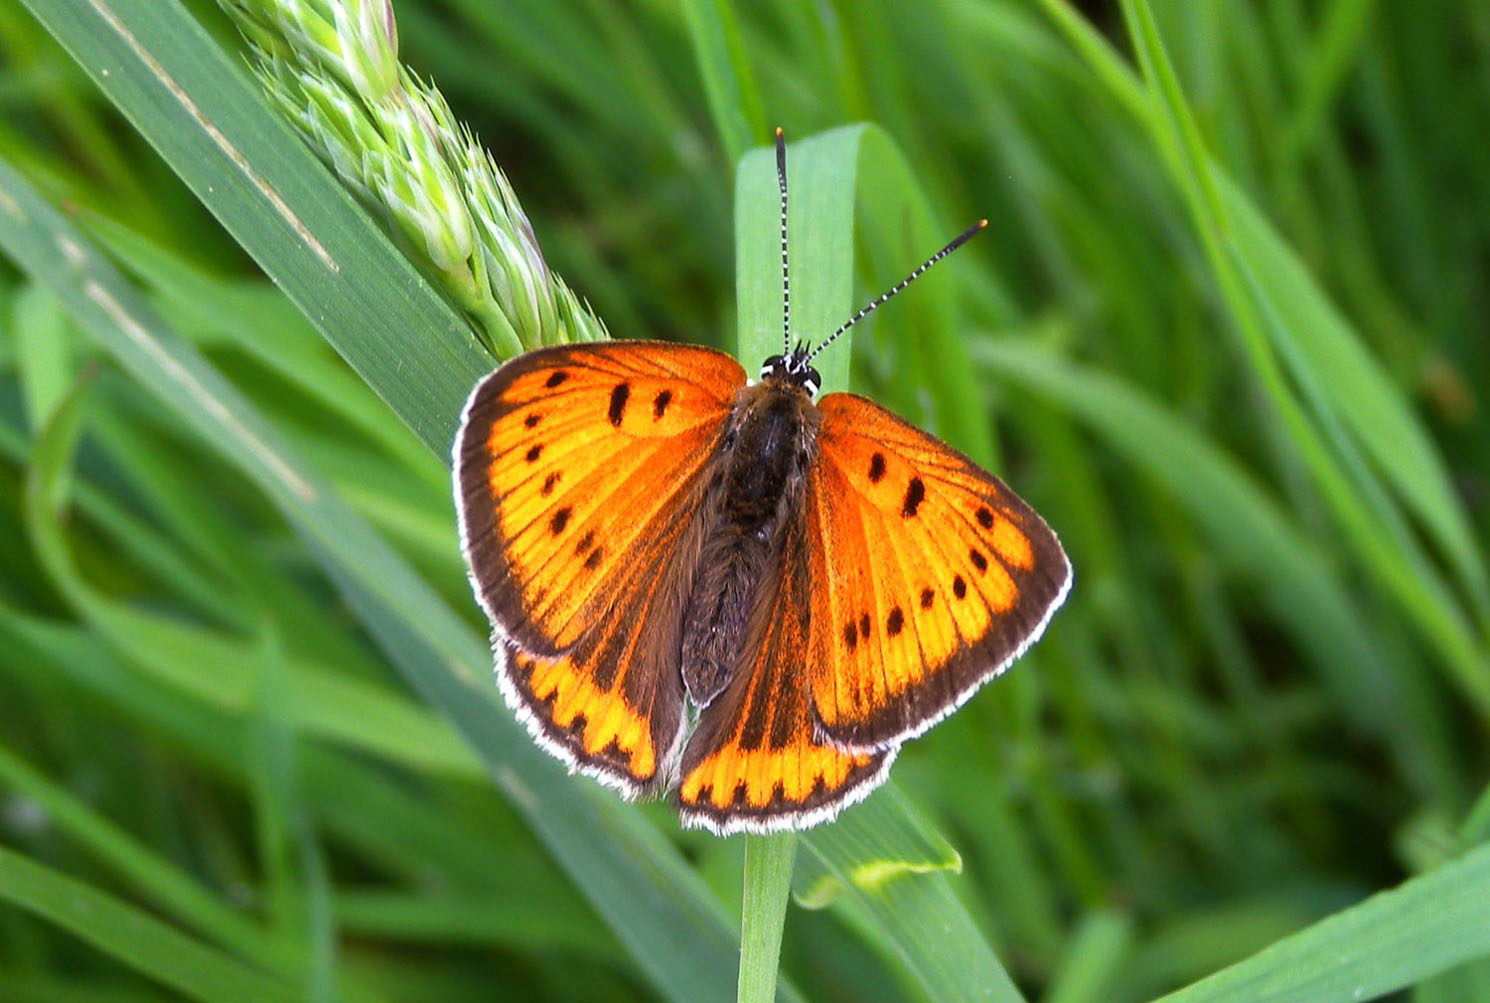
[775,126,783,137]
[978,219,989,228]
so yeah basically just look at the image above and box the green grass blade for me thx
[738,834,798,1003]
[0,743,350,994]
[801,789,1025,1003]
[1152,842,1490,1003]
[1217,173,1490,626]
[974,341,1452,795]
[12,282,72,433]
[22,0,488,455]
[1044,910,1133,1003]
[736,126,1024,1001]
[0,602,614,969]
[683,0,766,165]
[736,125,859,394]
[0,155,785,1003]
[0,845,300,1003]
[1115,0,1488,710]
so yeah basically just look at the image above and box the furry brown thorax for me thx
[680,374,821,707]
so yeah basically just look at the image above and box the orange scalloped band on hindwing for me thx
[497,635,684,796]
[677,522,897,834]
[457,342,748,792]
[803,393,1072,751]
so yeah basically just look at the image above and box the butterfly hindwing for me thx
[456,341,745,655]
[495,568,694,796]
[804,392,1071,750]
[457,341,746,793]
[677,517,896,834]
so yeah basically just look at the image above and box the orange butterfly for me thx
[454,131,1070,835]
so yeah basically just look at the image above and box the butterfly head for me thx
[760,344,821,397]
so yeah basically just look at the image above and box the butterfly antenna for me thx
[775,127,791,357]
[806,218,989,365]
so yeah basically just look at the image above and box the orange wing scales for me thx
[458,342,745,794]
[506,647,657,786]
[677,523,896,835]
[805,393,1071,751]
[459,344,1069,831]
[465,345,740,653]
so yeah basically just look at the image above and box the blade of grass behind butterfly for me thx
[1145,840,1490,1003]
[1083,0,1490,703]
[82,214,440,487]
[0,159,782,1003]
[0,845,302,1003]
[20,0,486,456]
[0,718,352,996]
[15,2,780,994]
[681,0,766,166]
[737,126,1024,1003]
[1034,0,1490,668]
[973,341,1456,802]
[0,604,616,968]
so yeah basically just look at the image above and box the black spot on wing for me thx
[525,444,543,463]
[868,452,886,483]
[525,412,541,428]
[886,607,903,636]
[902,478,925,517]
[542,472,561,496]
[608,382,630,426]
[550,507,571,535]
[975,505,994,529]
[545,370,568,388]
[653,389,672,419]
[920,588,935,609]
[844,621,858,651]
[575,530,595,555]
[970,548,988,572]
[953,575,967,599]
[584,548,603,570]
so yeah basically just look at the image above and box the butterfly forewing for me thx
[804,393,1071,750]
[457,342,745,654]
[677,518,895,834]
[456,341,747,792]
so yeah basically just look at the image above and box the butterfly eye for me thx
[760,355,783,380]
[802,366,821,397]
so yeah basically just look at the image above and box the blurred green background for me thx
[1,0,1488,1000]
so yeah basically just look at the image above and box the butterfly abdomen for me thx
[679,382,818,708]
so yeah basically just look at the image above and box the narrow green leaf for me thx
[1218,173,1490,626]
[248,621,337,1003]
[973,343,1417,754]
[13,282,73,434]
[736,126,858,394]
[0,155,785,1003]
[735,127,1023,1002]
[683,0,766,165]
[23,0,488,455]
[0,845,300,1003]
[1116,0,1488,710]
[1152,843,1490,1003]
[801,790,1024,1003]
[738,834,798,1003]
[1044,910,1133,1003]
[0,745,331,993]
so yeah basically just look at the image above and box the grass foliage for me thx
[1,0,1488,1000]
